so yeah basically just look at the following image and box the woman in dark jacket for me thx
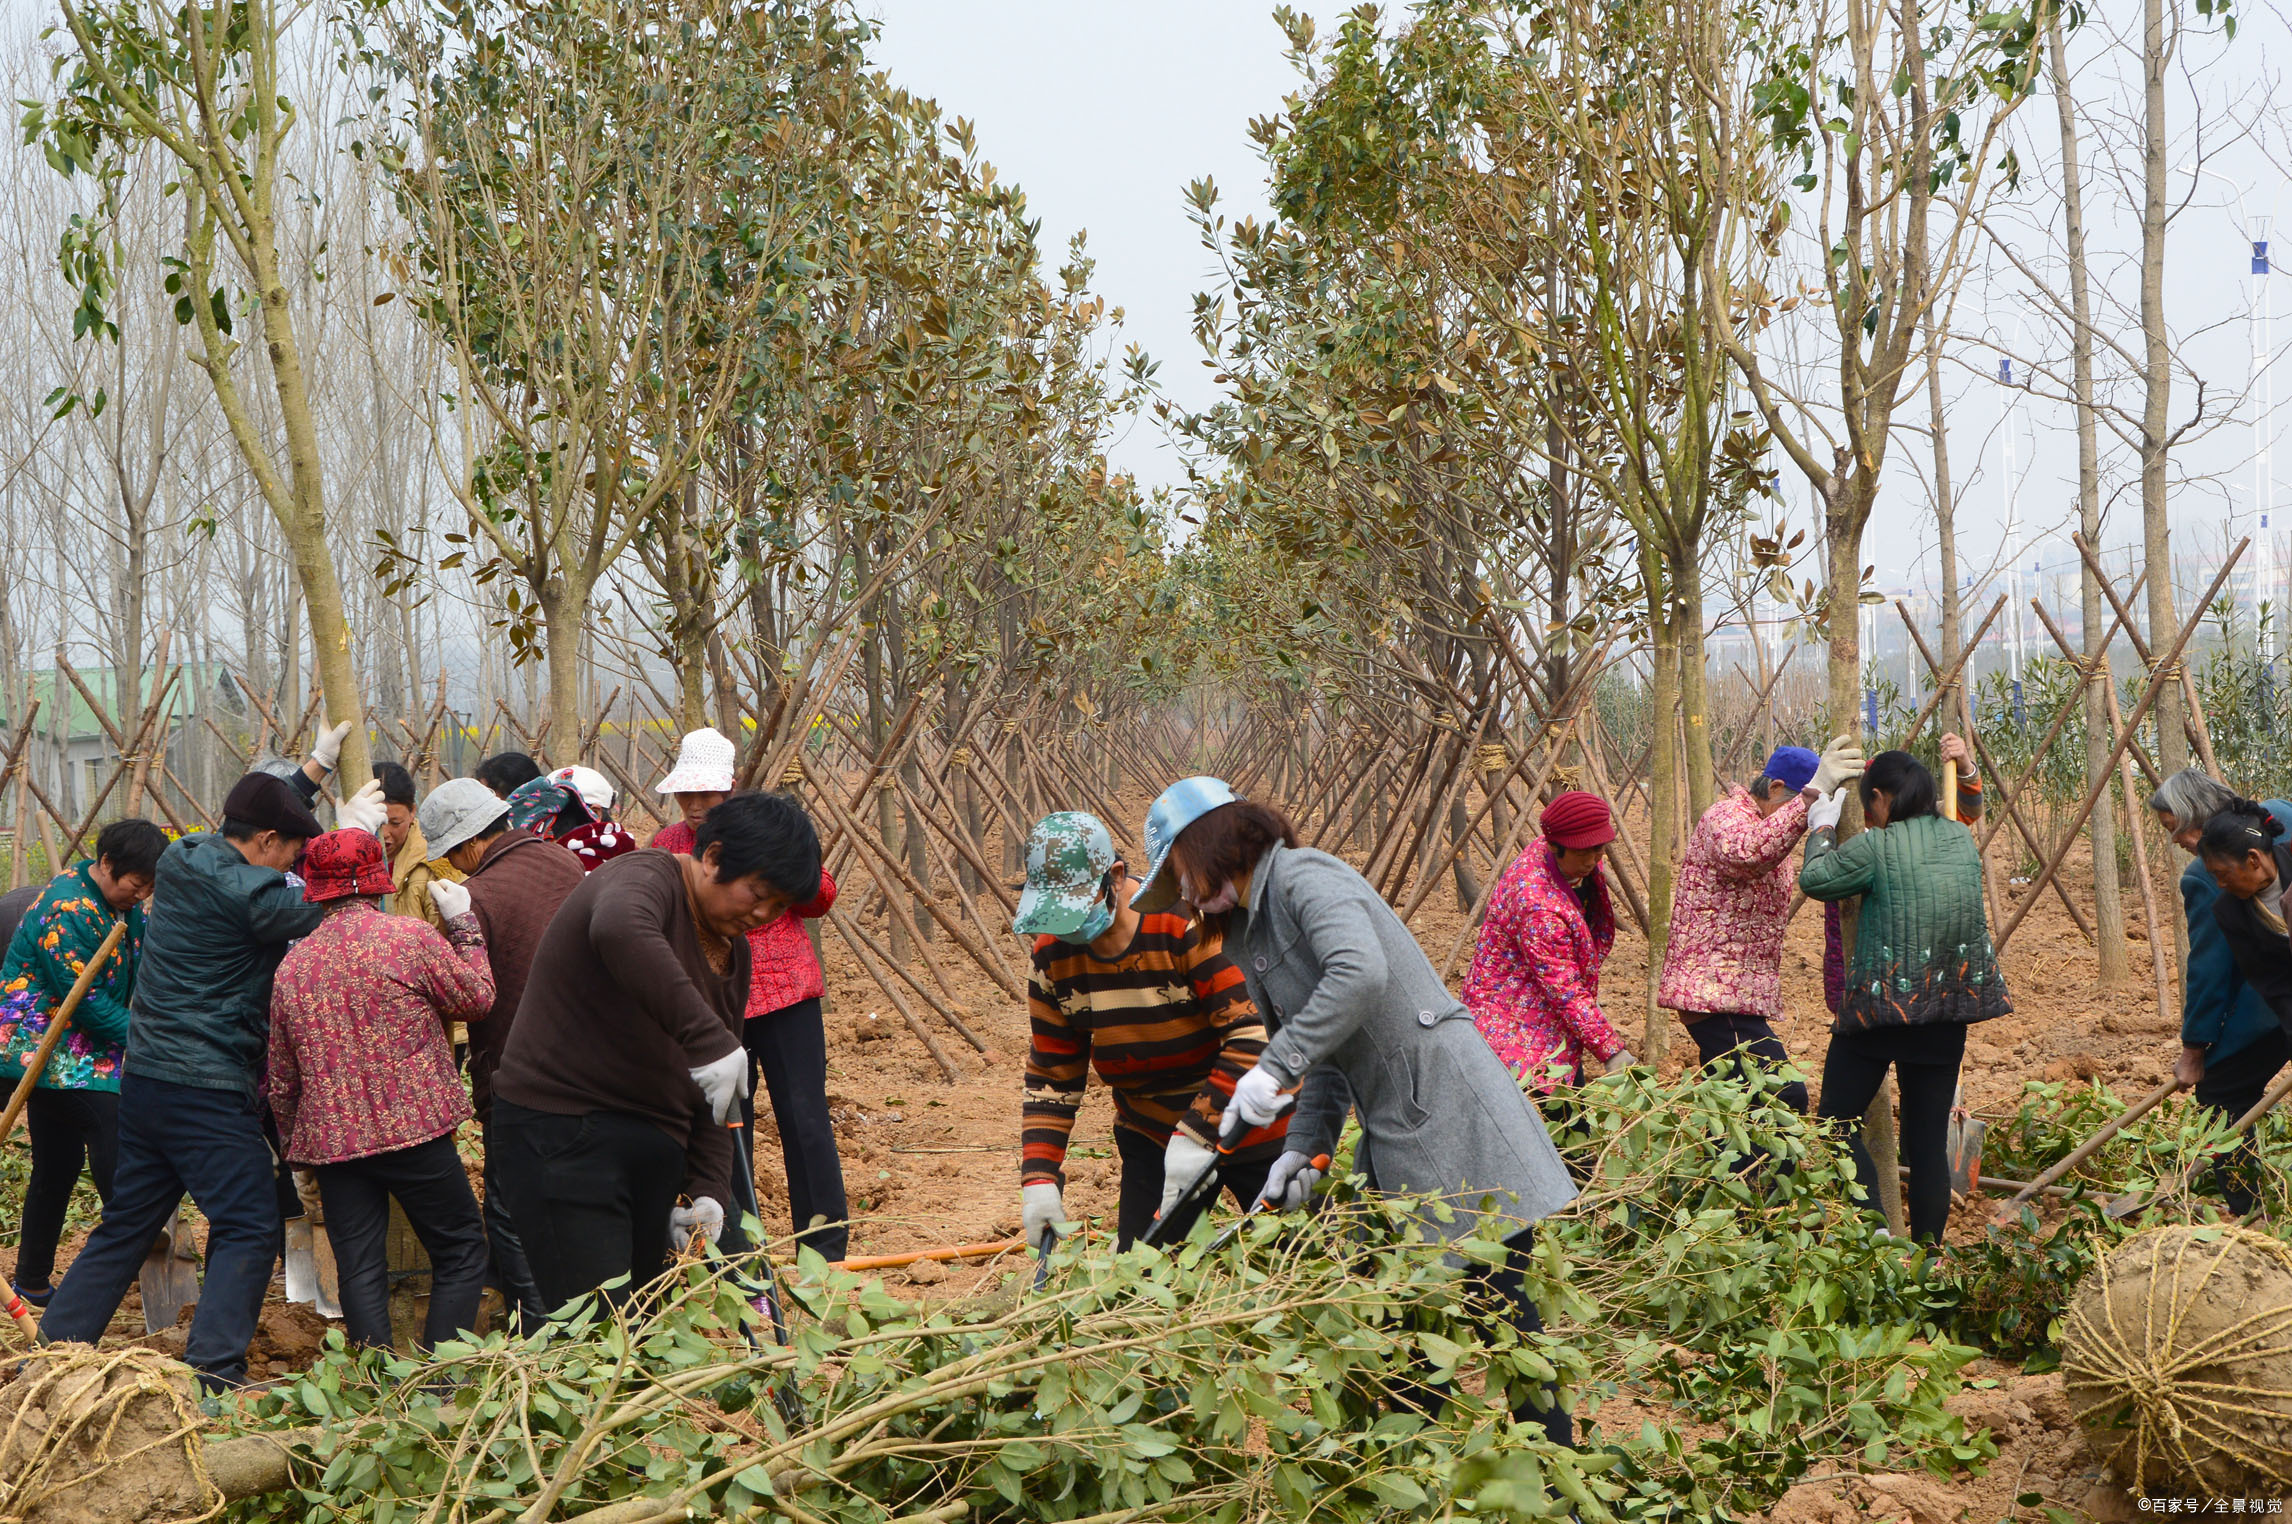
[1800,751,2009,1243]
[2196,804,2292,1046]
[2151,772,2292,1214]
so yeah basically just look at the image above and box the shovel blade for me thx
[1947,1113,1986,1200]
[139,1205,202,1335]
[283,1218,318,1305]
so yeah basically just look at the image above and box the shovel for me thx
[1945,1087,1986,1201]
[2103,1065,2292,1221]
[282,1218,342,1321]
[1988,1075,2185,1227]
[140,1203,203,1334]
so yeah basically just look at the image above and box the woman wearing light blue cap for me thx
[1132,776,1577,1447]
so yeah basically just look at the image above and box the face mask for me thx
[1057,897,1116,944]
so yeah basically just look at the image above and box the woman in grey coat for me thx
[1132,777,1578,1446]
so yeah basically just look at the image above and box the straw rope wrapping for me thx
[2060,1225,2292,1493]
[0,1345,223,1524]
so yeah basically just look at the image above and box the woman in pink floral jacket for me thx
[1463,792,1629,1091]
[269,828,494,1351]
[1659,740,1866,1113]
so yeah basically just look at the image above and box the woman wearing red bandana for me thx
[1462,791,1632,1090]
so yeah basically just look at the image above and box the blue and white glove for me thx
[1256,1150,1324,1211]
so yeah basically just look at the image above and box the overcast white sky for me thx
[863,2,2292,648]
[864,0,1323,495]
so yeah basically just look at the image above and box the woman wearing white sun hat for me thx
[652,728,847,1261]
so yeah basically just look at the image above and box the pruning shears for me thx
[1202,1152,1333,1255]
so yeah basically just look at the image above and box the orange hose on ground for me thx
[827,1237,1028,1272]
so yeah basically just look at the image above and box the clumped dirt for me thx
[2062,1225,2292,1496]
[0,1346,212,1524]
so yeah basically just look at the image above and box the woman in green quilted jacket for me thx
[1800,750,2010,1242]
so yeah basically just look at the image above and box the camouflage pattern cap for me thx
[1013,811,1116,938]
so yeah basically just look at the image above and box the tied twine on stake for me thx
[0,1345,224,1524]
[1474,742,1510,776]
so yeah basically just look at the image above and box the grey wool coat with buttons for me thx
[1226,842,1578,1241]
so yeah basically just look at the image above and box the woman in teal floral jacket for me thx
[0,819,166,1304]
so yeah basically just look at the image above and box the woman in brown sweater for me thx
[489,791,822,1313]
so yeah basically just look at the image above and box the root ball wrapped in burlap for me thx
[0,1344,219,1524]
[2061,1224,2292,1494]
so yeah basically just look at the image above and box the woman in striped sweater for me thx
[1014,811,1287,1250]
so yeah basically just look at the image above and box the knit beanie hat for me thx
[1541,790,1616,849]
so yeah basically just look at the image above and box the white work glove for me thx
[669,1196,724,1251]
[1807,787,1845,834]
[688,1047,750,1125]
[1808,735,1866,797]
[336,778,388,838]
[309,718,355,773]
[1256,1149,1324,1211]
[1601,1049,1639,1077]
[428,878,472,922]
[291,1168,324,1223]
[1021,1181,1065,1249]
[1218,1064,1294,1142]
[1156,1131,1219,1218]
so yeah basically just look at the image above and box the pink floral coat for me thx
[1462,838,1622,1090]
[1655,784,1810,1021]
[268,900,494,1165]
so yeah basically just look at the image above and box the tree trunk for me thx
[1676,549,1716,819]
[1825,489,1905,1235]
[2140,0,2187,778]
[1641,548,1678,1070]
[539,577,586,768]
[253,244,367,788]
[2050,9,2129,988]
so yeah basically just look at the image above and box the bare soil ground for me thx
[7,805,2236,1519]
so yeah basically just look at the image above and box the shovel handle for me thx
[4,1284,39,1344]
[1992,1075,2183,1219]
[0,920,127,1144]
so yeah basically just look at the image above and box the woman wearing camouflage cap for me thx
[1014,811,1289,1252]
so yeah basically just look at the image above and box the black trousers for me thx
[2194,1028,2289,1215]
[479,1122,550,1331]
[314,1134,489,1351]
[737,999,851,1262]
[1686,1012,1810,1114]
[1817,1023,1968,1243]
[489,1100,684,1316]
[1112,1124,1273,1248]
[13,1088,120,1290]
[1397,1228,1574,1449]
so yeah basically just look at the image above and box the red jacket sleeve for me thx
[795,869,836,920]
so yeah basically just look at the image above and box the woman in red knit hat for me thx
[1462,790,1636,1090]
